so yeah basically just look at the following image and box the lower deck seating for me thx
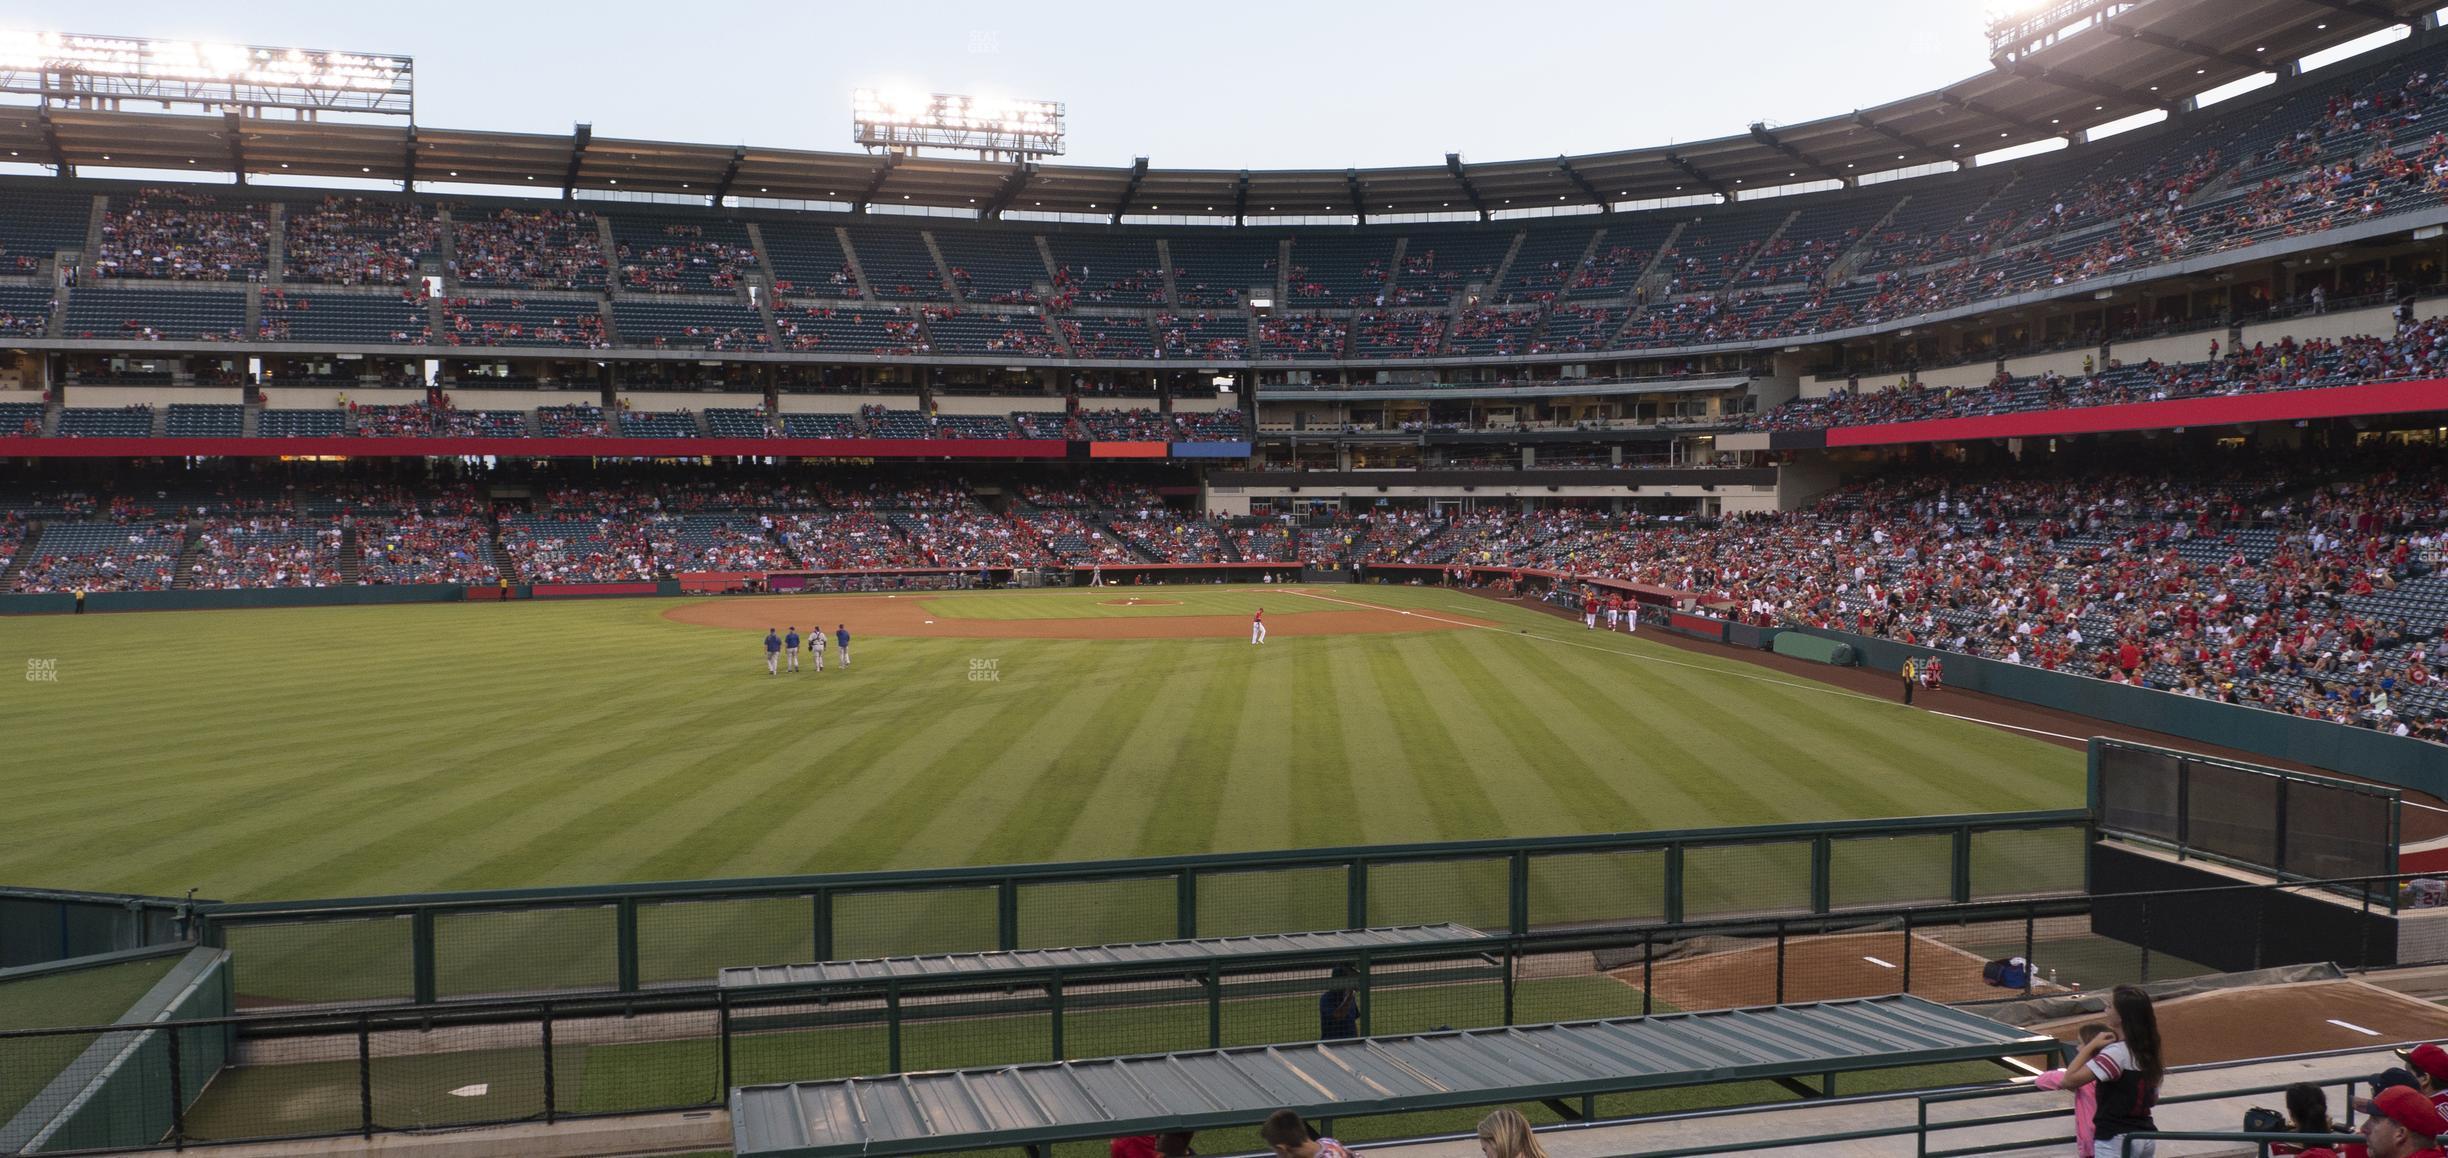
[259,409,347,438]
[12,520,186,591]
[258,291,430,344]
[63,287,247,342]
[613,299,770,351]
[164,404,242,437]
[619,411,703,438]
[57,407,153,437]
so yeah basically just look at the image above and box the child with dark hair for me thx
[1259,1110,1351,1158]
[2033,1022,2112,1158]
[2063,986,2166,1158]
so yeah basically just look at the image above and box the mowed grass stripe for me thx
[1286,642,1365,851]
[1363,638,1521,842]
[1116,645,1249,859]
[1493,633,1808,829]
[1420,631,1654,829]
[901,641,1180,867]
[1049,643,1231,863]
[1201,642,1300,856]
[1321,638,1448,848]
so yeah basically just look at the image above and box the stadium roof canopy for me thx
[717,924,1493,989]
[0,0,2432,219]
[729,995,2065,1158]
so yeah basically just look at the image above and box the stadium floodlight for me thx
[0,30,413,118]
[851,88,1064,161]
[1984,0,2138,64]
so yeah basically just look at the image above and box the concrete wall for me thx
[2003,347,2093,379]
[262,386,424,409]
[1775,457,1842,510]
[2110,328,2220,368]
[934,394,1033,415]
[779,394,912,414]
[1173,395,1234,412]
[2241,303,2394,348]
[611,390,734,412]
[1203,490,1252,517]
[1212,482,1776,502]
[64,385,242,408]
[1914,361,1995,389]
[441,388,596,411]
[1802,373,1855,400]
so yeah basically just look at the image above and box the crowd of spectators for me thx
[11,520,187,592]
[184,517,344,588]
[359,513,500,584]
[92,189,269,281]
[283,197,441,286]
[617,223,755,293]
[1385,451,2448,744]
[450,209,608,290]
[1753,316,2448,432]
[437,297,609,348]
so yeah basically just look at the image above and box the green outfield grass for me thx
[2,584,2081,904]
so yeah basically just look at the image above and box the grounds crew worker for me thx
[1900,657,1918,704]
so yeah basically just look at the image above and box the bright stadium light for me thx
[0,30,413,117]
[851,87,1065,161]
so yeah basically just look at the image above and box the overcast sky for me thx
[0,0,2004,169]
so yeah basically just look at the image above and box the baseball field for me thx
[4,584,2082,901]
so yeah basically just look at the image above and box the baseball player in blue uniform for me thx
[784,627,801,672]
[836,624,852,668]
[764,628,781,675]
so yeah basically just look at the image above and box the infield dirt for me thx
[662,588,1491,639]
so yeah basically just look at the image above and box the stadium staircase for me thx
[837,226,878,299]
[434,207,459,292]
[240,402,260,436]
[166,522,203,589]
[335,526,362,584]
[80,194,106,263]
[1100,515,1169,563]
[264,202,286,283]
[594,216,622,296]
[744,223,783,289]
[1727,209,1805,286]
[242,286,263,342]
[920,232,963,302]
[1154,239,1182,307]
[1628,220,1688,303]
[1273,238,1293,304]
[0,522,40,588]
[1483,229,1529,298]
[150,405,167,436]
[1827,195,1910,282]
[1381,237,1411,305]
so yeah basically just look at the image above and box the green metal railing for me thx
[186,809,2091,1006]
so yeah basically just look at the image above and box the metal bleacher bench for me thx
[730,994,2064,1158]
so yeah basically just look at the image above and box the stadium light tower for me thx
[1984,0,2141,64]
[851,89,1064,162]
[0,30,413,118]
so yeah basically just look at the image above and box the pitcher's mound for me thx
[1098,597,1184,608]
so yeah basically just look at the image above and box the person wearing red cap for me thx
[2300,1086,2448,1158]
[2404,1044,2448,1108]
